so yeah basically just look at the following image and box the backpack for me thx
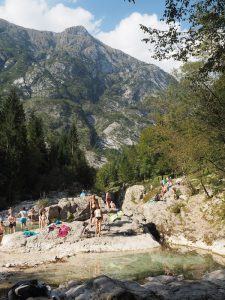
[8,279,49,300]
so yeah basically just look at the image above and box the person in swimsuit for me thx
[28,207,35,226]
[89,195,99,225]
[39,207,47,230]
[105,192,111,209]
[0,221,5,244]
[94,204,103,237]
[19,207,27,231]
[8,212,16,233]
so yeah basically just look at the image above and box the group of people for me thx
[0,206,49,243]
[0,191,117,242]
[154,177,173,201]
[89,192,117,237]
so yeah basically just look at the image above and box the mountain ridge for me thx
[0,18,175,149]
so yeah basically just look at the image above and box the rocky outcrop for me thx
[123,178,225,257]
[45,270,225,300]
[122,185,145,215]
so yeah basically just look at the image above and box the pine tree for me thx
[26,113,48,192]
[0,90,27,202]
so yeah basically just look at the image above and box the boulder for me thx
[65,275,158,300]
[46,205,61,221]
[122,185,145,214]
[45,197,90,221]
[1,232,27,249]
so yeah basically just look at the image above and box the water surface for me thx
[0,248,223,294]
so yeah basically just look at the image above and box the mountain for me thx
[0,19,174,149]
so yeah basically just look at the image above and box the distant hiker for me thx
[94,204,103,237]
[89,195,99,225]
[39,207,47,230]
[8,212,16,233]
[28,207,35,226]
[105,192,111,209]
[0,221,5,244]
[19,207,27,231]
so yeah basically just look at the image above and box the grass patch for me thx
[170,202,186,215]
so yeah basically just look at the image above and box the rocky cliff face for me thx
[0,19,175,149]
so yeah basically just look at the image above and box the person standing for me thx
[19,207,27,231]
[28,207,35,227]
[8,212,16,233]
[105,192,111,209]
[94,204,103,237]
[39,207,47,230]
[89,195,99,225]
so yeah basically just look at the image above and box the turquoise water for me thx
[0,248,223,294]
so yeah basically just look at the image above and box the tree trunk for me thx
[200,176,212,198]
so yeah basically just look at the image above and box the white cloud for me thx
[0,0,101,33]
[97,12,182,73]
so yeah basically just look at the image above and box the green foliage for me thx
[96,62,225,197]
[36,198,50,209]
[170,202,186,215]
[140,0,225,74]
[0,90,95,209]
[0,89,27,202]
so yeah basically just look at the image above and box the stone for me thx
[122,185,145,214]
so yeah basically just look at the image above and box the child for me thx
[94,204,103,237]
[0,221,5,244]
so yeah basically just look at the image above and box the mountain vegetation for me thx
[96,62,225,194]
[139,0,225,74]
[97,1,224,192]
[0,90,94,209]
[0,19,174,150]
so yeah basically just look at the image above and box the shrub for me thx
[170,202,185,214]
[36,198,50,209]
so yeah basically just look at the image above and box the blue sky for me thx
[62,0,166,31]
[0,0,182,72]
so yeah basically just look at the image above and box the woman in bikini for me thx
[39,207,47,230]
[94,203,103,237]
[0,221,5,244]
[89,195,99,225]
[8,212,16,233]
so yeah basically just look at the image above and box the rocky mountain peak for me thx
[62,25,90,36]
[0,19,175,150]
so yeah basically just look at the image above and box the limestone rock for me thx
[122,185,145,214]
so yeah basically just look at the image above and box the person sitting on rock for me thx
[94,204,103,237]
[19,207,27,231]
[8,212,16,233]
[110,201,116,209]
[0,220,5,244]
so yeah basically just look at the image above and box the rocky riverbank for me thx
[122,178,225,257]
[2,270,225,300]
[54,269,225,300]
